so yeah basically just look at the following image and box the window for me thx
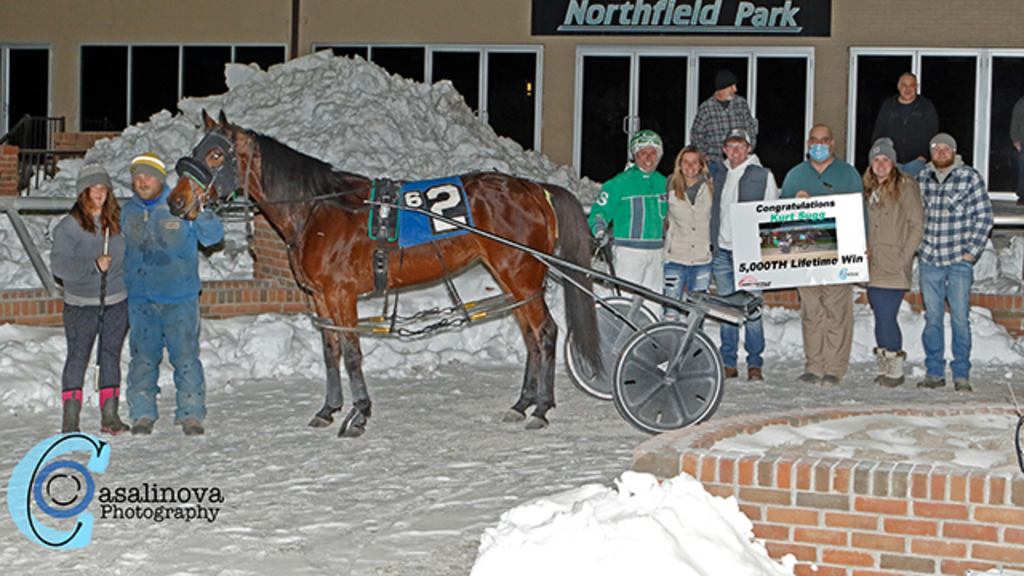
[313,43,544,151]
[575,46,814,182]
[1,46,50,141]
[849,48,1024,194]
[79,44,287,131]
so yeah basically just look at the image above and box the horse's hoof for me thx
[308,415,333,428]
[338,408,367,438]
[525,415,549,430]
[502,409,526,423]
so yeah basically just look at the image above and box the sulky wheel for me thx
[565,296,657,401]
[612,322,724,434]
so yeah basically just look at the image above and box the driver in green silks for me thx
[588,129,668,296]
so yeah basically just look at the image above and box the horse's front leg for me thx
[309,329,344,427]
[337,330,372,438]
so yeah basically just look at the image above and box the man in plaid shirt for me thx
[690,70,759,171]
[915,133,994,392]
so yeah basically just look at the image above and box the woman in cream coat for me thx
[863,138,924,386]
[663,146,714,320]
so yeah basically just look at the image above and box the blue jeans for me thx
[919,260,973,380]
[663,261,712,319]
[126,299,207,423]
[866,286,905,352]
[711,249,764,369]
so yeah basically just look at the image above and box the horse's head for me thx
[168,110,244,220]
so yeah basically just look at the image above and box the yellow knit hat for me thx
[130,152,167,183]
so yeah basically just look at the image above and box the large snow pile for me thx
[0,50,598,290]
[33,50,591,199]
[472,471,795,576]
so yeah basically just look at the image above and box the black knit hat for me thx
[715,69,738,91]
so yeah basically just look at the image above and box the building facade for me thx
[2,0,1024,192]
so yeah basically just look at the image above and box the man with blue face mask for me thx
[781,124,863,388]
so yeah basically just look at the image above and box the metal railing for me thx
[1,115,90,192]
[0,115,65,149]
[16,149,88,191]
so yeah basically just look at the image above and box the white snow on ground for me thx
[4,52,1024,575]
[472,471,796,576]
[714,411,1020,472]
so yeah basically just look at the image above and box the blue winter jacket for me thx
[121,185,224,304]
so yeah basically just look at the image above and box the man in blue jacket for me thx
[122,152,224,436]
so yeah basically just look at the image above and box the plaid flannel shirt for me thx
[690,95,759,161]
[916,161,994,267]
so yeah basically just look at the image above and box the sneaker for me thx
[724,367,739,379]
[182,418,205,436]
[747,367,764,381]
[131,418,155,435]
[954,378,972,392]
[916,375,946,389]
[821,374,841,387]
[797,372,821,385]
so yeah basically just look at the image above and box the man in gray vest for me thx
[710,128,780,381]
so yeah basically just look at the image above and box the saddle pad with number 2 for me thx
[396,176,474,248]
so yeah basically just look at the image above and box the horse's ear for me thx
[202,110,216,130]
[218,110,230,129]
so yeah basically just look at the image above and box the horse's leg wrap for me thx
[336,333,372,437]
[310,331,345,427]
[527,315,558,429]
[507,325,540,421]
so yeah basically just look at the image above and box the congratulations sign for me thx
[532,0,831,36]
[729,194,867,290]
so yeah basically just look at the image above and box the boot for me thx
[61,390,82,434]
[872,348,892,385]
[100,387,129,435]
[878,350,905,387]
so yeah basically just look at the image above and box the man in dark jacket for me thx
[872,72,939,177]
[122,152,223,436]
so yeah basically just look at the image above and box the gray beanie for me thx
[76,161,113,194]
[930,132,957,152]
[868,137,897,165]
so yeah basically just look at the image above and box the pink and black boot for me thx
[62,389,83,433]
[100,387,129,435]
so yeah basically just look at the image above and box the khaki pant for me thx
[797,284,854,378]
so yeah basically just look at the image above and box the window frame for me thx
[1,44,52,135]
[847,47,1024,196]
[312,43,545,151]
[78,43,288,131]
[572,45,815,178]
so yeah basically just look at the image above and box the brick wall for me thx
[52,132,120,152]
[0,145,18,196]
[251,215,295,281]
[633,405,1024,575]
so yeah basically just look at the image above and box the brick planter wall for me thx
[633,405,1024,576]
[0,145,18,196]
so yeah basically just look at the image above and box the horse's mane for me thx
[251,131,369,208]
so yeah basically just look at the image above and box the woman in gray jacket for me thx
[50,162,129,434]
[863,138,924,387]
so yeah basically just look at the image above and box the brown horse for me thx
[169,111,602,436]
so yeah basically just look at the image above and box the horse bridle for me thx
[175,130,241,213]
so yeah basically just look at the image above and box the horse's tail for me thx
[543,183,603,377]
